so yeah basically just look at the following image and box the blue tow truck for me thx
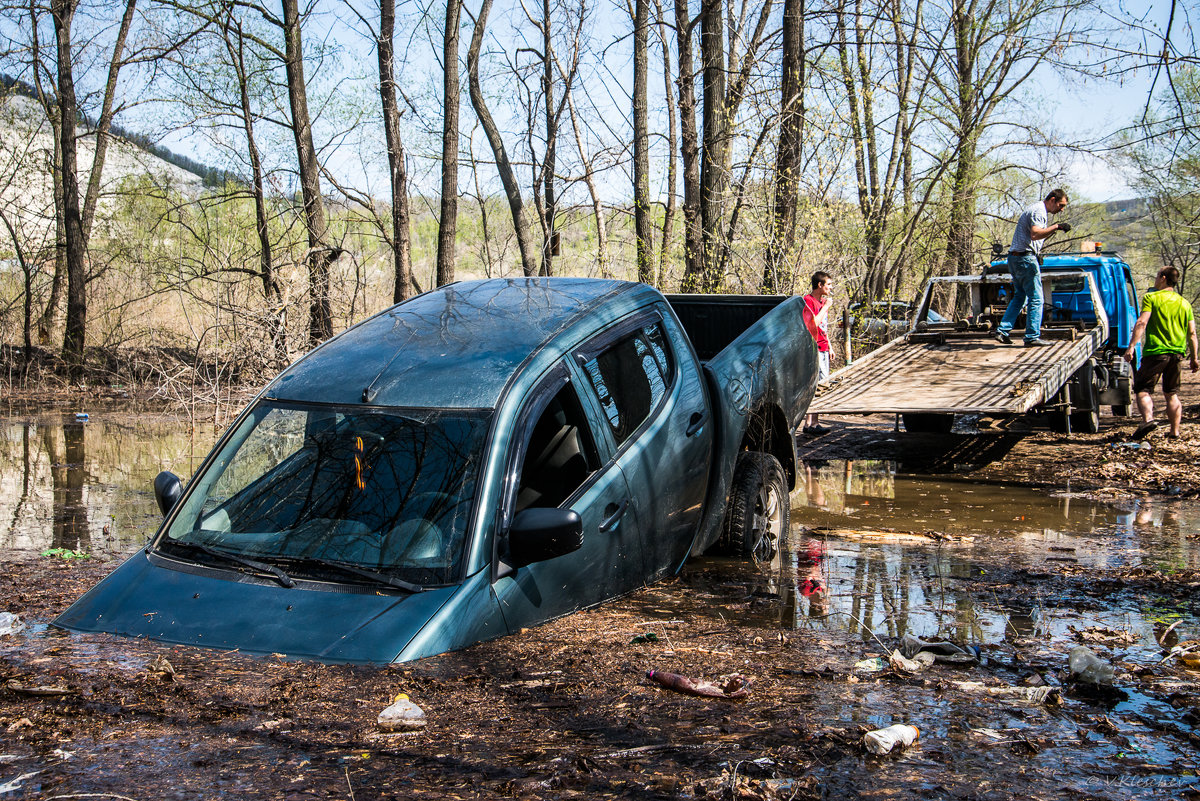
[56,278,817,663]
[809,250,1141,433]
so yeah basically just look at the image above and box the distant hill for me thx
[1,74,227,187]
[0,91,209,243]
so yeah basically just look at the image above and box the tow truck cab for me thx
[987,250,1141,414]
[988,251,1140,351]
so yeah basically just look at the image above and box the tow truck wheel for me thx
[1068,362,1101,434]
[723,451,788,565]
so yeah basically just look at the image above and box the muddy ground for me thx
[1,374,1199,799]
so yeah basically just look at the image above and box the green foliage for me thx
[42,548,91,561]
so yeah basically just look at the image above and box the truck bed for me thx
[809,327,1102,416]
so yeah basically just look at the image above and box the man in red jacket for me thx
[803,271,833,435]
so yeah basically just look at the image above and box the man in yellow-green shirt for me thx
[1124,266,1199,439]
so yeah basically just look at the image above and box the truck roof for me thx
[266,277,645,409]
[989,252,1129,271]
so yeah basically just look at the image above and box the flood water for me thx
[0,410,217,555]
[3,410,1200,797]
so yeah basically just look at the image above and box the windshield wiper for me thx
[283,557,426,593]
[160,540,295,589]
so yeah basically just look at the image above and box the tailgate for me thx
[809,333,1099,416]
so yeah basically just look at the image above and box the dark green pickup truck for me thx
[56,278,817,663]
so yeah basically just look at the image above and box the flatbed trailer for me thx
[809,270,1132,433]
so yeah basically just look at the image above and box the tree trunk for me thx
[282,0,339,345]
[467,0,537,277]
[698,0,727,290]
[51,0,88,379]
[633,0,653,284]
[567,91,609,277]
[80,0,136,243]
[764,0,804,293]
[654,1,677,289]
[378,0,414,304]
[540,0,557,277]
[674,0,703,289]
[438,0,462,286]
[223,13,286,357]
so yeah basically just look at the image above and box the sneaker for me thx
[1024,338,1050,347]
[1132,420,1158,440]
[993,331,1011,345]
[806,424,831,436]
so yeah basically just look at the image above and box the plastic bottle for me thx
[377,693,426,731]
[863,724,920,755]
[1068,645,1115,685]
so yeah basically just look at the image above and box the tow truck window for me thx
[581,323,673,445]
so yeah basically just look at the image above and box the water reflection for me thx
[746,459,1200,644]
[0,412,215,554]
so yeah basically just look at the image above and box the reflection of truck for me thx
[809,252,1141,433]
[57,278,816,663]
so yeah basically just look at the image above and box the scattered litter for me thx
[1110,441,1151,451]
[900,634,980,666]
[5,719,32,734]
[949,680,1060,704]
[0,771,42,794]
[147,655,176,682]
[1068,645,1115,685]
[645,669,751,699]
[0,613,23,637]
[49,748,73,761]
[377,693,426,731]
[4,680,74,697]
[863,723,920,755]
[888,649,935,673]
[630,632,660,644]
[74,412,89,421]
[853,657,887,673]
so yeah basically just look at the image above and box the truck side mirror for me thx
[507,508,583,568]
[154,471,182,516]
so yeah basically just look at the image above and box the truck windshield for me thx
[157,401,489,587]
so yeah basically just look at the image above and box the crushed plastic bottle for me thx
[377,693,427,731]
[0,613,22,637]
[863,723,920,755]
[1068,645,1115,685]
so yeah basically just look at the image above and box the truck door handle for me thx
[599,500,629,533]
[685,410,708,437]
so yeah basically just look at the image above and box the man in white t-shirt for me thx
[994,189,1071,347]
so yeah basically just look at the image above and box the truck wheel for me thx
[902,413,954,434]
[723,452,788,565]
[1068,362,1101,434]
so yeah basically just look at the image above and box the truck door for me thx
[573,311,712,580]
[492,366,646,630]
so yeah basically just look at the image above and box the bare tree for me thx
[376,0,415,303]
[438,0,462,286]
[467,0,538,276]
[632,0,653,284]
[674,0,703,287]
[763,0,803,292]
[281,0,341,343]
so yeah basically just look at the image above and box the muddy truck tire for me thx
[723,451,788,565]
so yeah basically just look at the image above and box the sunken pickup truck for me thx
[56,278,817,663]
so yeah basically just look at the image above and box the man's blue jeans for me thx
[997,252,1043,342]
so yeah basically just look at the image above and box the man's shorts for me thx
[1133,352,1184,395]
[817,350,830,384]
